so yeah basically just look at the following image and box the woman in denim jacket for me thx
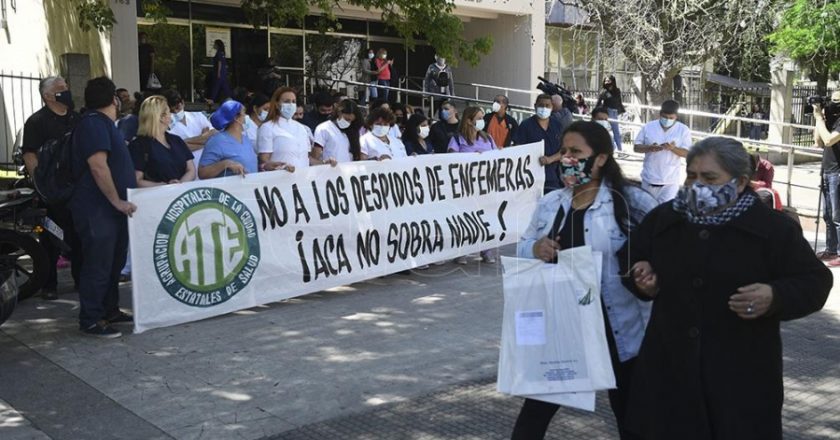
[511,121,658,440]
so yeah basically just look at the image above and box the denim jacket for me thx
[517,182,658,362]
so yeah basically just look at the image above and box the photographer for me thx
[814,91,840,264]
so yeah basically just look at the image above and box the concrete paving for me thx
[0,154,838,439]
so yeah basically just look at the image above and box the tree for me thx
[573,0,784,103]
[768,0,840,93]
[77,0,492,67]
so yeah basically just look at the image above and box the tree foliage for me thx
[575,0,785,102]
[242,0,491,67]
[77,0,492,67]
[768,0,840,90]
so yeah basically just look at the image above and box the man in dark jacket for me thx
[22,76,82,300]
[300,92,334,133]
[424,55,454,106]
[428,101,460,154]
[484,95,518,147]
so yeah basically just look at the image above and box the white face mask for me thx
[258,110,269,122]
[474,119,486,131]
[368,53,374,59]
[372,124,390,137]
[492,102,502,113]
[418,126,430,139]
[173,110,185,122]
[280,103,296,120]
[380,53,387,59]
[536,107,552,120]
[336,117,351,130]
[595,120,612,131]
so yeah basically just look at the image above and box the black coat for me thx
[621,199,832,440]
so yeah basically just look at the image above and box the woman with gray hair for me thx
[621,136,832,439]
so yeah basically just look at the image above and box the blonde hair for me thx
[137,95,169,139]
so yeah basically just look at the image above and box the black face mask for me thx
[55,91,74,111]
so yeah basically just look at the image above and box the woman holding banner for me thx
[511,121,658,440]
[623,137,832,440]
[129,95,196,187]
[360,107,408,160]
[258,87,331,172]
[448,106,500,264]
[199,100,260,179]
[313,99,364,163]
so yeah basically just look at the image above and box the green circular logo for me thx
[154,188,260,307]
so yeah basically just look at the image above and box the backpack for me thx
[33,129,75,205]
[436,70,450,88]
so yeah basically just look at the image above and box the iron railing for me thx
[0,71,42,168]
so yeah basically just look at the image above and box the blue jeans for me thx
[823,174,840,253]
[608,108,622,151]
[749,125,763,140]
[73,207,128,328]
[378,79,390,101]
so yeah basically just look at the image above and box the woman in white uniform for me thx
[313,99,365,163]
[257,87,333,171]
[360,107,408,160]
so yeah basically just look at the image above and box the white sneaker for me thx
[454,256,468,265]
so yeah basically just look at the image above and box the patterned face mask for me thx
[678,178,739,216]
[559,156,595,187]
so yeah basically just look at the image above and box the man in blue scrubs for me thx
[513,94,565,193]
[71,77,137,338]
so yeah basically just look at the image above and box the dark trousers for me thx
[42,204,81,290]
[210,76,232,103]
[511,308,641,440]
[823,173,840,254]
[73,208,128,329]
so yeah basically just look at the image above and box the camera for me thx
[536,76,577,113]
[804,95,827,115]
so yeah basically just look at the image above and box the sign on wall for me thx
[205,26,231,58]
[128,143,546,333]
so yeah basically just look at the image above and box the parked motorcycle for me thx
[0,188,49,300]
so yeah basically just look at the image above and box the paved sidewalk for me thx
[1,244,839,439]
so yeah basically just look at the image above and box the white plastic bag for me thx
[497,246,615,410]
[146,73,162,89]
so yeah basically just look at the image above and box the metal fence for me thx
[0,71,42,168]
[792,85,839,147]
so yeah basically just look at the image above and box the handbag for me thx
[146,73,162,90]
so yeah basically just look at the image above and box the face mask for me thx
[172,110,185,123]
[368,53,374,59]
[660,117,676,129]
[55,91,74,110]
[603,83,611,89]
[536,107,552,119]
[560,156,596,187]
[380,53,387,59]
[280,102,296,120]
[436,57,446,66]
[492,102,502,113]
[474,119,486,131]
[336,117,351,130]
[595,120,612,131]
[679,179,740,216]
[372,124,390,137]
[258,110,269,121]
[419,126,430,139]
[441,110,451,121]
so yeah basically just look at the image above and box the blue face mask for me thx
[441,110,451,121]
[679,178,739,216]
[536,107,552,120]
[660,117,676,129]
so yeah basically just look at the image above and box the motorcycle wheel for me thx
[0,258,17,326]
[0,230,49,300]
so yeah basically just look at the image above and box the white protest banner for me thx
[128,142,545,333]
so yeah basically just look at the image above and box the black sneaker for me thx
[81,322,122,339]
[105,311,134,324]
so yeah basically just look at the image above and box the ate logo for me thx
[154,188,260,307]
